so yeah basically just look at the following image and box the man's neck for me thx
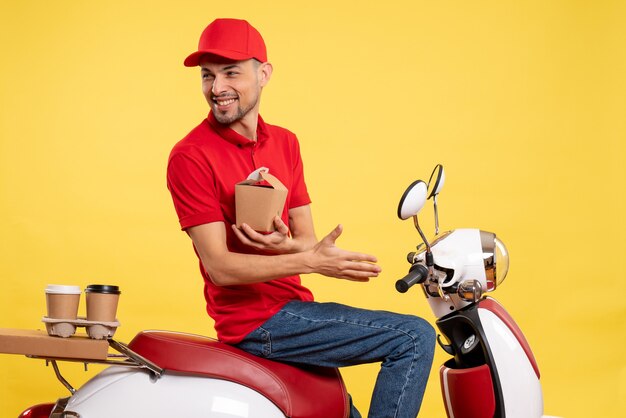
[228,110,259,141]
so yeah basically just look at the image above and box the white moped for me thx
[396,165,555,418]
[17,165,555,418]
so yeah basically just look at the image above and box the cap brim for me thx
[184,50,254,67]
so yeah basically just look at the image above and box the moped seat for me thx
[128,330,349,418]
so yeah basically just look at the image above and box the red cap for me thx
[184,18,267,67]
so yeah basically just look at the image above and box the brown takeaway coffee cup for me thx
[45,285,81,319]
[85,284,121,322]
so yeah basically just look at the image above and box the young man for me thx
[167,18,435,418]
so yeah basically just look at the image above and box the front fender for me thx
[18,403,54,418]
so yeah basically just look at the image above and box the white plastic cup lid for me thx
[45,285,82,295]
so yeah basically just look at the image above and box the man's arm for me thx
[188,205,381,286]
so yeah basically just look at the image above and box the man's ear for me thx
[259,62,273,87]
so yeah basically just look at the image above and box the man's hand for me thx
[190,218,380,286]
[308,224,381,282]
[232,216,300,254]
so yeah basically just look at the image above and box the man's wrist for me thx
[289,237,316,254]
[297,248,316,274]
[287,237,304,254]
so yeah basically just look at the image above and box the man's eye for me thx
[226,72,238,77]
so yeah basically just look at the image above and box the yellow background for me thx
[1,1,625,417]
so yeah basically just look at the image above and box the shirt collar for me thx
[207,111,269,147]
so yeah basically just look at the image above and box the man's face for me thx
[199,58,270,126]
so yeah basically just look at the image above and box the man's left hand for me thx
[232,216,299,254]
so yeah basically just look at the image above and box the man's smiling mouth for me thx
[213,96,237,106]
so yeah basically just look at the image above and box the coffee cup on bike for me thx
[45,285,81,320]
[85,284,121,322]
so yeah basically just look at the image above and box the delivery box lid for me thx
[236,167,287,190]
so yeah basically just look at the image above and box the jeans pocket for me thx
[238,326,272,358]
[259,327,271,357]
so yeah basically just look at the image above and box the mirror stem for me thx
[412,215,431,252]
[413,215,435,280]
[433,195,440,235]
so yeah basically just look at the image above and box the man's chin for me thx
[213,110,242,125]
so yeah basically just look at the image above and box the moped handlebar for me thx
[395,264,429,293]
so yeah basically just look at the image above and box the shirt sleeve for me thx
[167,152,225,230]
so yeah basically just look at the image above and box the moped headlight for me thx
[480,231,509,291]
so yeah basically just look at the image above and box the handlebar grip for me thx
[395,264,429,293]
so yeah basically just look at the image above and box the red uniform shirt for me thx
[167,112,314,343]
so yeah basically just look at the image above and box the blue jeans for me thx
[235,301,436,418]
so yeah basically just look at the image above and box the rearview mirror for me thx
[427,164,445,234]
[397,180,428,220]
[427,164,445,199]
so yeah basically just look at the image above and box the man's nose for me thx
[211,75,225,95]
